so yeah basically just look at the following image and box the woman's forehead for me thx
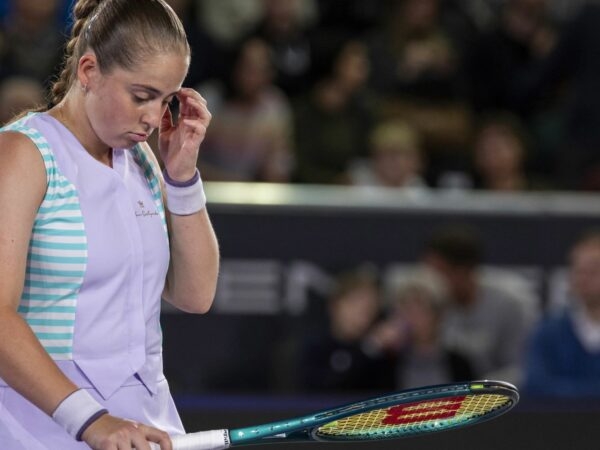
[110,53,189,91]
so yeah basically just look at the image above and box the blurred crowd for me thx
[2,0,600,191]
[292,223,600,400]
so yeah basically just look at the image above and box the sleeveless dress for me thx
[0,113,185,449]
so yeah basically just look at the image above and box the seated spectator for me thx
[292,39,379,184]
[523,229,600,398]
[367,267,474,389]
[469,111,552,191]
[297,267,394,393]
[314,0,386,40]
[347,119,429,191]
[0,0,66,87]
[196,0,264,49]
[420,224,537,385]
[366,0,461,101]
[0,76,44,125]
[463,0,562,175]
[244,0,318,99]
[165,0,229,88]
[198,37,294,182]
[464,0,556,114]
[363,0,472,184]
[510,1,600,190]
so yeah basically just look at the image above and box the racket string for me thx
[316,394,512,439]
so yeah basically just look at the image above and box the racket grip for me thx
[149,429,231,450]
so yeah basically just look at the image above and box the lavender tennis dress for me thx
[0,113,185,448]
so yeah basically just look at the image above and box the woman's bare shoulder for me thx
[0,129,44,157]
[0,130,48,192]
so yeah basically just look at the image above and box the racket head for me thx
[309,380,519,442]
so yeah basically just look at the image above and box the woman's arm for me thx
[163,209,219,313]
[0,131,78,414]
[158,88,220,313]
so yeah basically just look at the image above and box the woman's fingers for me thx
[82,415,172,450]
[177,89,211,124]
[139,423,173,450]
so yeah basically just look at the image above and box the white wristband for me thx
[52,389,108,441]
[164,169,207,215]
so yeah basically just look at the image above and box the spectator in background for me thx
[421,224,536,385]
[367,267,474,389]
[366,0,461,101]
[511,1,600,190]
[0,76,44,125]
[469,111,552,191]
[198,37,294,182]
[363,0,472,185]
[196,0,264,49]
[297,267,394,393]
[348,119,429,191]
[464,0,556,114]
[0,0,66,87]
[244,0,318,99]
[165,0,229,89]
[463,0,563,181]
[523,230,600,398]
[292,39,378,184]
[315,0,386,40]
[0,0,68,24]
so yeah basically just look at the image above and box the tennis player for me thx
[0,0,219,449]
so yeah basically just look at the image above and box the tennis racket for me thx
[149,380,518,450]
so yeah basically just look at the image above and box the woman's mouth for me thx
[129,132,149,142]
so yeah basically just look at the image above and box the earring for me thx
[81,83,88,93]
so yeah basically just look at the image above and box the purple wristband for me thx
[163,169,200,187]
[75,409,108,441]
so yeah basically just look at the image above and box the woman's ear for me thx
[76,52,100,93]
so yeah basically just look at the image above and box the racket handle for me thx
[149,429,231,450]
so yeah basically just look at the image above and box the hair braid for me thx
[49,0,103,106]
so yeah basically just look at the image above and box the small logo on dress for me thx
[135,199,159,218]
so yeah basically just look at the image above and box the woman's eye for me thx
[133,95,151,104]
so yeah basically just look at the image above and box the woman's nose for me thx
[142,104,164,129]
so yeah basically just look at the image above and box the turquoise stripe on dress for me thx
[26,266,86,277]
[132,144,168,235]
[24,282,81,293]
[26,318,76,326]
[21,293,77,301]
[18,305,78,314]
[30,239,87,251]
[34,228,86,237]
[28,253,87,264]
[44,347,73,354]
[36,332,74,340]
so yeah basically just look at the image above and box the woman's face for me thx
[398,290,439,339]
[330,285,380,341]
[570,240,600,306]
[233,40,274,101]
[85,52,189,149]
[474,125,523,177]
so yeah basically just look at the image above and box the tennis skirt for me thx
[0,374,184,449]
